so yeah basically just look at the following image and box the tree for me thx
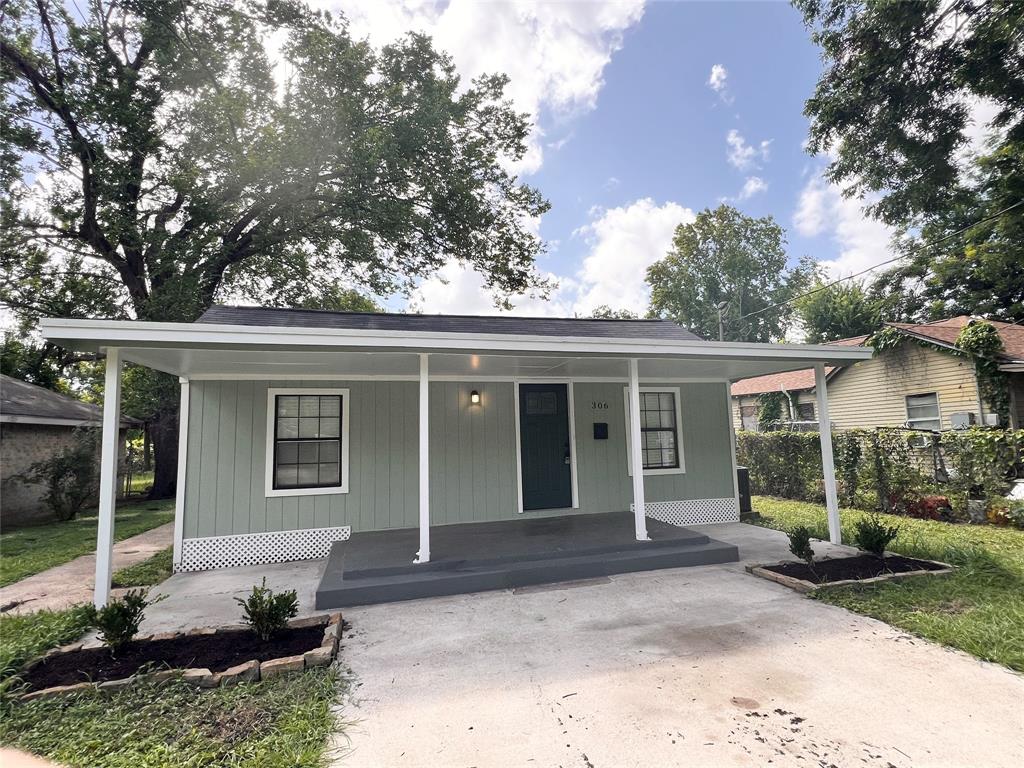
[795,280,881,343]
[797,0,1024,321]
[646,205,816,342]
[589,305,639,320]
[1,0,549,496]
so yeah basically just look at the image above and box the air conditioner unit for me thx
[950,411,976,429]
[983,413,1002,427]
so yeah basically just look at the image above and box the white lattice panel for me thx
[177,526,351,572]
[631,498,739,527]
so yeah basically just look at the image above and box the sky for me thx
[321,0,898,318]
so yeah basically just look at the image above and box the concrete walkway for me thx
[0,522,173,613]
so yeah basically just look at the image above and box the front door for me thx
[519,383,573,511]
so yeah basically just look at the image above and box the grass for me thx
[752,496,1024,672]
[125,470,154,497]
[112,547,173,588]
[0,498,174,588]
[0,668,344,767]
[0,607,93,686]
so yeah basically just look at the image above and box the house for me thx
[731,317,1024,432]
[40,305,871,608]
[0,374,136,526]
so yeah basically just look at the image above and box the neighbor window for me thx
[905,392,940,432]
[796,402,816,421]
[639,391,680,470]
[270,391,347,493]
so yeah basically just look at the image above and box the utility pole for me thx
[716,301,729,341]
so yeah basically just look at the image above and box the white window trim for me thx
[623,385,686,476]
[265,387,350,498]
[905,391,942,431]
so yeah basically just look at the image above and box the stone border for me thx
[17,613,343,702]
[746,556,953,594]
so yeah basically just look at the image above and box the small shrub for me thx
[853,514,900,559]
[788,526,816,573]
[85,590,153,650]
[22,428,99,521]
[1006,500,1024,530]
[235,579,298,641]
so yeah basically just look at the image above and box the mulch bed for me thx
[762,554,947,585]
[22,625,324,692]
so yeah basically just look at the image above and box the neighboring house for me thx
[731,317,1024,432]
[0,374,136,526]
[41,305,871,608]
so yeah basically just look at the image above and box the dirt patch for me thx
[762,554,946,584]
[22,625,324,691]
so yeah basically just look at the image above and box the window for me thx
[266,389,349,496]
[624,387,685,474]
[905,392,940,431]
[796,402,816,421]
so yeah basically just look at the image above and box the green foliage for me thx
[797,0,1024,322]
[752,496,1024,672]
[853,514,901,559]
[589,305,640,319]
[955,321,1010,421]
[788,526,816,570]
[0,337,69,392]
[756,391,786,428]
[0,499,174,588]
[84,590,154,650]
[0,607,92,685]
[832,431,863,507]
[295,286,382,313]
[867,326,904,353]
[940,427,1024,503]
[646,204,818,342]
[21,429,99,522]
[794,280,881,343]
[735,430,824,501]
[235,579,300,641]
[111,547,173,588]
[0,668,343,767]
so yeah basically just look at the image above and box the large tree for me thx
[794,279,883,342]
[1,0,549,496]
[797,0,1024,321]
[646,205,816,342]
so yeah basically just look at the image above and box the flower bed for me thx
[748,555,952,594]
[16,613,342,701]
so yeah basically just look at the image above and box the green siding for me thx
[183,378,735,538]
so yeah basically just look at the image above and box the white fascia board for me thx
[39,318,875,364]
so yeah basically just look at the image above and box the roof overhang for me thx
[39,318,874,382]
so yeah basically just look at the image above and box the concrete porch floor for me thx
[141,522,847,634]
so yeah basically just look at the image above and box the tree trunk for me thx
[148,407,179,500]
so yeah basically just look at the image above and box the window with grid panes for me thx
[639,391,679,470]
[272,394,342,490]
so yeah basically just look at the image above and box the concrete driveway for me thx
[333,527,1024,768]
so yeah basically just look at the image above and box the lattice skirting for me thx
[631,498,739,527]
[177,526,351,572]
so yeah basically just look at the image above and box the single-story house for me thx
[0,374,136,526]
[40,306,871,608]
[731,317,1024,432]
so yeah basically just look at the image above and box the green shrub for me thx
[853,514,900,559]
[235,579,299,641]
[788,526,816,572]
[22,428,99,521]
[85,590,154,650]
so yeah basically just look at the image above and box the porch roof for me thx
[39,312,872,382]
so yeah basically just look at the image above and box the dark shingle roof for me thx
[1,374,105,423]
[197,305,703,341]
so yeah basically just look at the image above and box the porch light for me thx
[470,390,481,405]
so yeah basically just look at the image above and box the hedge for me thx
[736,427,1024,523]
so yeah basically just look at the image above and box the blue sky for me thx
[328,0,896,318]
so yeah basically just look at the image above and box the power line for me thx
[734,198,1024,325]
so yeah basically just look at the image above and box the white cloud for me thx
[726,129,771,171]
[410,261,574,316]
[737,176,768,200]
[707,64,729,96]
[572,198,695,315]
[794,173,894,279]
[317,0,647,174]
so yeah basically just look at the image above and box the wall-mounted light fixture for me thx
[470,390,481,406]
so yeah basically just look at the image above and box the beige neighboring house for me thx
[0,374,135,527]
[731,317,1024,433]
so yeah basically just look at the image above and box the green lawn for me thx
[112,546,173,588]
[0,607,93,689]
[752,496,1024,672]
[0,499,174,588]
[0,669,343,767]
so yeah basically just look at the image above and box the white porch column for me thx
[94,348,123,608]
[815,363,842,544]
[628,358,649,541]
[171,378,189,569]
[414,353,431,563]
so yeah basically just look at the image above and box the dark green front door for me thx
[519,383,572,511]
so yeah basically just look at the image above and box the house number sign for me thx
[591,401,609,410]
